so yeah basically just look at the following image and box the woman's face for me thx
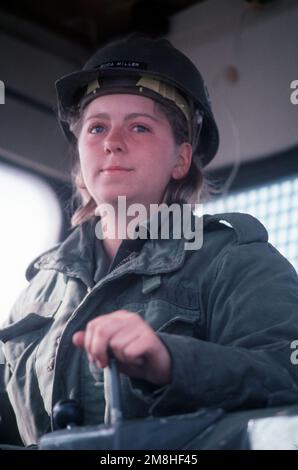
[77,93,192,208]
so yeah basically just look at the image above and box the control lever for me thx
[105,351,123,426]
[52,399,84,430]
[105,350,123,449]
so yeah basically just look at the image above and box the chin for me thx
[94,191,134,206]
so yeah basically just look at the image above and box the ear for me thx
[171,142,193,180]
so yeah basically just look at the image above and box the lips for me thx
[101,166,132,172]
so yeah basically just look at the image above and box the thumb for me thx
[72,330,85,348]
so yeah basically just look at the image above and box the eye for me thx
[132,124,150,133]
[89,124,105,134]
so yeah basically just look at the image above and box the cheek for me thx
[78,142,95,172]
[78,150,88,175]
[78,156,95,191]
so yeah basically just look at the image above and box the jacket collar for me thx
[26,218,97,287]
[26,204,211,286]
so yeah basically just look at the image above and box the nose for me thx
[103,127,126,155]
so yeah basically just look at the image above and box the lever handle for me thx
[105,349,123,426]
[52,399,84,429]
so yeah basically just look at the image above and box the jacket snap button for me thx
[47,359,55,372]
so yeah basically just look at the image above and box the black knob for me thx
[52,399,84,429]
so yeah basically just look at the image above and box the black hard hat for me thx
[55,35,219,167]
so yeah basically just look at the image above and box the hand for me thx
[72,310,172,386]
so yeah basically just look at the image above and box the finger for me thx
[84,311,133,353]
[85,312,140,366]
[122,332,155,362]
[72,331,85,348]
[115,333,156,381]
[83,315,117,357]
[89,317,145,367]
[84,321,114,367]
[107,323,146,365]
[123,334,172,385]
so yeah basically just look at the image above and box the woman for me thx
[1,35,298,447]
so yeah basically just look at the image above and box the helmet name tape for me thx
[98,60,148,70]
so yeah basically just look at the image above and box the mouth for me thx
[100,166,133,173]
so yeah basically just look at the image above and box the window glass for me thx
[0,163,62,322]
[203,175,298,271]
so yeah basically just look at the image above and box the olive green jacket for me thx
[1,211,298,445]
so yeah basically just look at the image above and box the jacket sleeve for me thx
[0,346,9,394]
[129,240,298,416]
[0,345,22,444]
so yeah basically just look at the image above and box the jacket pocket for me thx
[0,301,60,370]
[145,280,200,331]
[157,314,197,336]
[118,282,199,335]
[0,301,60,343]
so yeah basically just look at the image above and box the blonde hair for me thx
[67,98,214,227]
